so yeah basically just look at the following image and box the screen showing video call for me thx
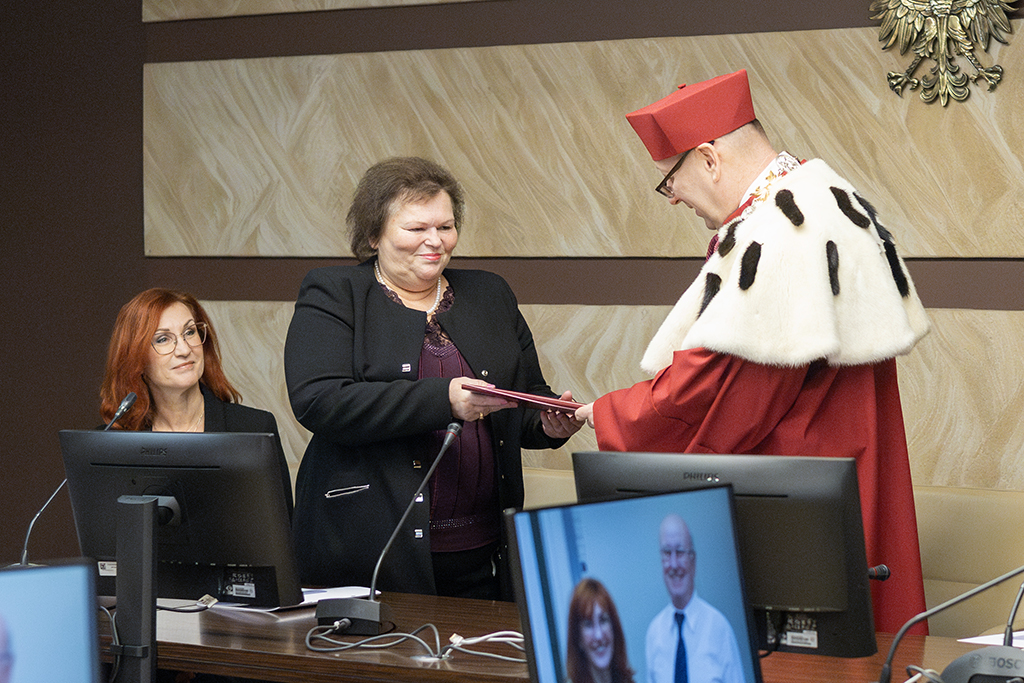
[511,485,762,683]
[0,562,99,683]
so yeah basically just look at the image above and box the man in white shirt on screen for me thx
[646,514,744,683]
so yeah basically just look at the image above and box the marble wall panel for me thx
[200,300,1024,492]
[897,309,1024,490]
[143,0,480,23]
[201,300,311,490]
[145,23,1024,258]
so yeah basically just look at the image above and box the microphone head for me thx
[105,392,139,430]
[447,421,463,436]
[868,565,891,581]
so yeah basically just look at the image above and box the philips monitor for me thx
[59,430,302,608]
[0,560,101,683]
[572,452,876,659]
[506,484,763,683]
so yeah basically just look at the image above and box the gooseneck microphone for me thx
[876,562,1024,683]
[1003,580,1024,647]
[316,421,463,635]
[17,392,137,566]
[104,392,139,431]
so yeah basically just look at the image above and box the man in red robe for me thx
[574,70,931,635]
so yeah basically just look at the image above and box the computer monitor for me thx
[506,484,762,683]
[59,430,302,608]
[0,561,101,683]
[571,452,876,659]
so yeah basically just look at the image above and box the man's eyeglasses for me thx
[151,322,208,355]
[654,140,713,198]
[660,546,696,563]
[655,151,689,198]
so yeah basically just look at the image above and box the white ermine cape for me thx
[640,159,930,374]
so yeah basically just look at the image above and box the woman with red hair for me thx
[100,288,292,514]
[566,577,636,683]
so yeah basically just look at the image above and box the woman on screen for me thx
[284,156,581,600]
[567,578,636,683]
[100,287,293,515]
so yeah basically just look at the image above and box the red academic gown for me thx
[593,347,927,635]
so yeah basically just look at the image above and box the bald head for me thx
[659,514,697,610]
[654,120,779,230]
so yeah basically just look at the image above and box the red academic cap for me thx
[626,69,756,161]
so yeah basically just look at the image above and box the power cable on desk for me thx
[903,665,944,682]
[100,598,210,683]
[444,630,526,663]
[99,604,121,683]
[306,620,526,663]
[156,602,210,613]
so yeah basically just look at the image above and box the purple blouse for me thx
[380,281,500,553]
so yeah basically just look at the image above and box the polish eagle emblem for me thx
[870,0,1016,105]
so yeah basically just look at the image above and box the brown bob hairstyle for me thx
[346,156,465,263]
[566,577,635,683]
[100,288,240,430]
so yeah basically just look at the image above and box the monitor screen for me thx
[571,452,876,658]
[0,561,101,683]
[59,430,302,608]
[506,485,763,683]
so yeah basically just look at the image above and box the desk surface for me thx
[105,592,981,683]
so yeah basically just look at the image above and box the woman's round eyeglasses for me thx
[151,323,208,355]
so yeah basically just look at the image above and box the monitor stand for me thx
[111,495,158,683]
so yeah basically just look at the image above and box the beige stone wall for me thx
[144,24,1023,258]
[150,22,1024,495]
[206,301,1024,492]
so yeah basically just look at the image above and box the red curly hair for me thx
[100,288,241,430]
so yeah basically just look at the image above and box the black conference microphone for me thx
[876,563,1024,683]
[868,565,891,581]
[316,421,463,635]
[17,392,138,567]
[941,578,1024,683]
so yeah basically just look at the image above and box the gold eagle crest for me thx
[870,0,1016,105]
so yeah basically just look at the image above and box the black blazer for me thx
[284,262,566,594]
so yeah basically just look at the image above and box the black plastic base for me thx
[942,645,1024,683]
[316,597,394,636]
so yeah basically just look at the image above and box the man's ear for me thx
[696,142,721,182]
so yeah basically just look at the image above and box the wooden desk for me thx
[759,632,977,683]
[101,593,979,682]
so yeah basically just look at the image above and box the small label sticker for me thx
[781,629,819,649]
[98,561,117,577]
[224,583,257,599]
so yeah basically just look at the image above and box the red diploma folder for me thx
[461,384,582,414]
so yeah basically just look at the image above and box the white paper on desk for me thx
[959,631,1024,648]
[212,586,375,613]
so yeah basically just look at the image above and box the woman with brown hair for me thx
[285,157,581,600]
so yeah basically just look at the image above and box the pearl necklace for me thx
[375,259,442,315]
